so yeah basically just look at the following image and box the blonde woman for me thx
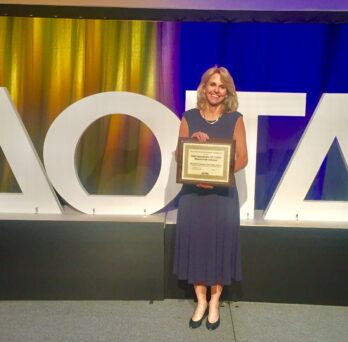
[174,66,248,330]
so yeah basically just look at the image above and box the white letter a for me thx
[0,88,62,214]
[265,94,348,222]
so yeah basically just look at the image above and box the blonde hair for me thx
[197,66,238,113]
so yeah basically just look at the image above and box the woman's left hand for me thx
[196,183,214,189]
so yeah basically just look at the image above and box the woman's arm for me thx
[233,116,248,172]
[179,117,190,138]
[175,117,210,158]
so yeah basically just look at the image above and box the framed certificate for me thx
[176,138,235,187]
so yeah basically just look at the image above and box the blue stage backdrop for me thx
[178,22,348,210]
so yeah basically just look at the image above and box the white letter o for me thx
[43,92,182,215]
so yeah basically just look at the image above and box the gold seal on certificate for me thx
[176,138,235,187]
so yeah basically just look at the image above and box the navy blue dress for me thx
[173,108,242,285]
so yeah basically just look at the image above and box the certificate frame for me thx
[176,138,235,187]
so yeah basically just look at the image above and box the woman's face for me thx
[204,73,227,107]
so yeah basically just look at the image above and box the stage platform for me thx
[1,208,347,305]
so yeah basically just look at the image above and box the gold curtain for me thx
[0,17,161,195]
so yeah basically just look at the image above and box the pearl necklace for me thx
[201,111,223,125]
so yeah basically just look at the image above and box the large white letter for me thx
[0,88,62,214]
[44,92,182,215]
[186,91,306,219]
[265,94,348,221]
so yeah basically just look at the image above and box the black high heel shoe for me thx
[189,308,208,329]
[206,308,220,330]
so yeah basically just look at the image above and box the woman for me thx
[173,66,248,330]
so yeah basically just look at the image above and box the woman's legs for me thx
[208,284,223,323]
[192,284,208,321]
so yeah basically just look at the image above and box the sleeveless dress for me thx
[173,108,242,286]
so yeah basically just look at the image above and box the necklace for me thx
[201,111,222,125]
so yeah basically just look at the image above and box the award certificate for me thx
[176,138,235,187]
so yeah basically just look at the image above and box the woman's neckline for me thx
[199,109,223,125]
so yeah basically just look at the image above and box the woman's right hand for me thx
[191,131,209,142]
